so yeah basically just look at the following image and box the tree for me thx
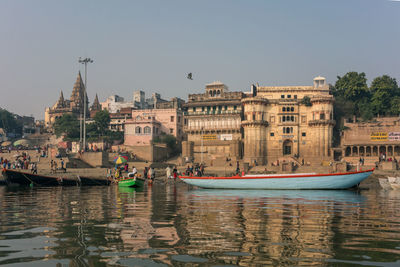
[54,114,80,139]
[93,110,111,136]
[334,72,369,102]
[390,96,400,115]
[370,75,399,116]
[0,109,22,133]
[300,96,312,106]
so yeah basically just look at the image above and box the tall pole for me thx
[79,57,93,152]
[201,127,204,164]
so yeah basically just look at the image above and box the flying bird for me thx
[187,73,193,80]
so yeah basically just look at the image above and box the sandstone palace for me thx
[183,77,335,166]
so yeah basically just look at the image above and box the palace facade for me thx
[242,76,335,165]
[182,81,243,163]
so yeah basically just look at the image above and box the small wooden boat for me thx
[179,169,374,190]
[118,177,144,187]
[2,169,110,186]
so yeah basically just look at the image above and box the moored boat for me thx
[2,169,110,186]
[179,169,374,190]
[118,177,145,187]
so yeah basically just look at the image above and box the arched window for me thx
[213,90,216,96]
[217,90,220,95]
[282,116,286,122]
[135,126,141,134]
[209,91,212,96]
[320,113,325,120]
[144,126,151,134]
[286,115,290,121]
[291,116,294,121]
[282,107,286,112]
[291,107,294,112]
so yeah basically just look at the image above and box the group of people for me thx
[50,159,65,173]
[107,164,180,182]
[1,152,36,173]
[185,164,203,177]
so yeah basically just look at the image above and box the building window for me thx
[291,116,294,121]
[281,95,284,98]
[170,128,173,134]
[144,126,151,134]
[193,107,196,112]
[202,107,205,112]
[294,95,297,99]
[320,113,325,120]
[184,118,187,125]
[135,126,141,134]
[287,95,291,98]
[282,107,286,112]
[270,132,274,137]
[252,114,256,120]
[178,116,181,122]
[270,116,275,123]
[302,132,306,137]
[291,107,294,112]
[224,106,228,110]
[170,116,174,122]
[234,106,237,110]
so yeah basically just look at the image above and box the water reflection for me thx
[1,184,400,266]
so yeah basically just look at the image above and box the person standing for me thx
[166,166,172,179]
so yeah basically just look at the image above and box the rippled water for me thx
[1,182,400,266]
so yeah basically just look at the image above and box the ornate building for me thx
[45,72,89,127]
[182,81,243,164]
[242,77,335,165]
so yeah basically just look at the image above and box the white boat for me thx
[179,169,374,190]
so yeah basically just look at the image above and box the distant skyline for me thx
[1,0,399,119]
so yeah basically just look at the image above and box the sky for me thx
[0,0,399,119]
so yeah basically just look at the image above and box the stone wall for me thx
[79,151,108,167]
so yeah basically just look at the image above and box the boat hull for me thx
[179,169,374,190]
[2,169,110,186]
[118,177,144,187]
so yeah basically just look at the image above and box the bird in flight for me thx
[187,73,193,80]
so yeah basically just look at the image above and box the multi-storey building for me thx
[124,106,184,147]
[242,76,335,165]
[182,81,244,163]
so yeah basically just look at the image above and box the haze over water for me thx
[1,182,400,266]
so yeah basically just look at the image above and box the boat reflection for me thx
[188,189,366,203]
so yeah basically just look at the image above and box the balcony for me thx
[184,110,241,116]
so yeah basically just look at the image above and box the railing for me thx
[184,110,241,116]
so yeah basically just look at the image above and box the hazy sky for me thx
[1,0,399,119]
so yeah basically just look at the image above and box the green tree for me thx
[93,110,111,136]
[390,96,400,115]
[370,75,399,115]
[0,109,22,133]
[54,113,80,139]
[300,96,312,106]
[334,72,369,102]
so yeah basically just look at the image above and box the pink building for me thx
[124,108,184,146]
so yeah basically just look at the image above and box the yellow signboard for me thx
[201,134,217,140]
[370,132,388,141]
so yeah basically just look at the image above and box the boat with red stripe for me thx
[179,169,374,189]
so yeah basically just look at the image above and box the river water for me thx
[1,181,400,266]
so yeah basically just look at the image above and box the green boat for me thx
[118,177,145,187]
